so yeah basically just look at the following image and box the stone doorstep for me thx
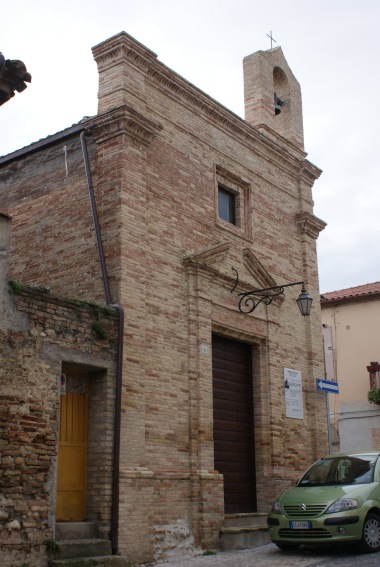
[220,514,270,551]
[48,556,128,567]
[223,513,268,528]
[54,539,112,560]
[56,522,99,541]
[220,526,271,551]
[221,525,269,535]
[51,523,127,567]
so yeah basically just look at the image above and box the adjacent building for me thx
[0,31,327,564]
[321,283,380,452]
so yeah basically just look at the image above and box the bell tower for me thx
[243,46,304,150]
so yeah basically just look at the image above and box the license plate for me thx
[290,521,312,529]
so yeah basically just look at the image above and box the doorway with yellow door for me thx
[56,371,89,521]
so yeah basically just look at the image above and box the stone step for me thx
[48,556,127,567]
[56,522,99,541]
[223,513,268,528]
[220,525,270,551]
[221,514,270,551]
[53,539,112,560]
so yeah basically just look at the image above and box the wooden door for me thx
[56,372,89,521]
[212,335,256,513]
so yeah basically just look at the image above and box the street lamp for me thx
[296,285,313,316]
[231,269,313,317]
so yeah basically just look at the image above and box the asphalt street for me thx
[141,543,380,566]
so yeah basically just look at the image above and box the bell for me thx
[274,91,284,115]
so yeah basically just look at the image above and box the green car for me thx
[268,451,380,553]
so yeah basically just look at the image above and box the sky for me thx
[1,0,379,293]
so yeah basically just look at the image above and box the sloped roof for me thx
[0,121,89,164]
[320,282,380,305]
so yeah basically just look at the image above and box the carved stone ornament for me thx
[0,55,31,106]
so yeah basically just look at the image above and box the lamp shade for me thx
[296,286,313,316]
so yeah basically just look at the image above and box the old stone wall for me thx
[0,282,118,567]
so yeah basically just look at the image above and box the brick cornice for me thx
[92,31,158,72]
[92,32,317,175]
[148,67,309,170]
[86,105,163,145]
[299,161,322,186]
[296,211,326,239]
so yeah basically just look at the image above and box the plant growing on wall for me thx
[44,539,60,557]
[91,319,108,340]
[368,389,380,405]
[89,302,109,340]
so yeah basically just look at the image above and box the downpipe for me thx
[80,131,123,554]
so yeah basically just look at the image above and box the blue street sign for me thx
[316,378,339,394]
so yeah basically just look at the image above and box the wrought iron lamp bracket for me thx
[231,268,310,316]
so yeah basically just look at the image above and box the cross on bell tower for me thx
[266,31,277,49]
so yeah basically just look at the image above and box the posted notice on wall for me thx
[284,368,304,420]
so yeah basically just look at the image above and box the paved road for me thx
[141,543,380,566]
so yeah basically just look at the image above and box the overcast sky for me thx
[1,0,379,293]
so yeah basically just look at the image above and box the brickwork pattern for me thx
[0,32,328,564]
[0,284,118,567]
[0,136,107,301]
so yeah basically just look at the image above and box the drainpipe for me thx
[80,131,111,305]
[80,131,123,554]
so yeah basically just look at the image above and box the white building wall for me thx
[321,299,380,452]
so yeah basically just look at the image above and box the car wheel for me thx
[361,513,380,553]
[275,543,300,551]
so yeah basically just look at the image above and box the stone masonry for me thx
[0,213,118,567]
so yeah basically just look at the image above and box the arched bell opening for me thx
[273,66,290,117]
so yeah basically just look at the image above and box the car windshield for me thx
[298,454,378,487]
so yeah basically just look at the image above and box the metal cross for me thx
[267,30,277,49]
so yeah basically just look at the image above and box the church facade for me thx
[0,32,327,564]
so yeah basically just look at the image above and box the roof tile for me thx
[321,282,380,304]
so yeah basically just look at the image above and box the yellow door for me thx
[56,372,89,521]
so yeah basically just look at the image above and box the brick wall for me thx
[0,32,328,563]
[0,261,118,567]
[0,133,108,301]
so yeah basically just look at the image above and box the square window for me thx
[218,185,236,225]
